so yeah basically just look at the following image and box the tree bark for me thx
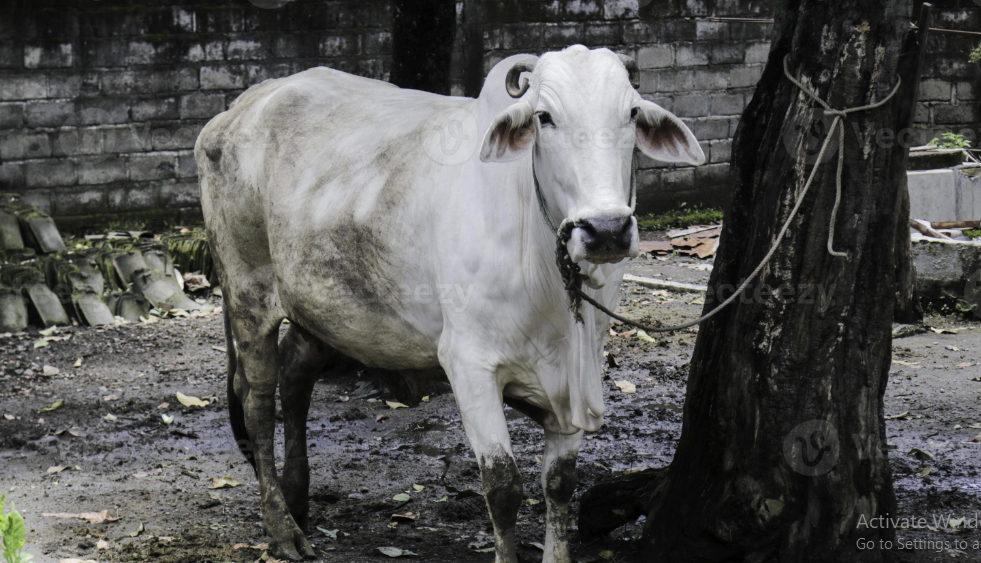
[584,1,916,561]
[892,3,931,324]
[390,0,457,95]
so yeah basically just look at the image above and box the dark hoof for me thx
[269,529,316,561]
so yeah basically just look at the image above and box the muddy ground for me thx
[1,247,980,563]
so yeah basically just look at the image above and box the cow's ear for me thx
[633,100,705,165]
[480,101,536,163]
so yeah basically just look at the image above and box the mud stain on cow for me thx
[319,222,401,314]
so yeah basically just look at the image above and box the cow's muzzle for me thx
[567,215,639,264]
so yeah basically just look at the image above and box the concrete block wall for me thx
[0,0,392,222]
[0,0,978,221]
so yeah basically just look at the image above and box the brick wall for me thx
[0,0,393,224]
[475,0,981,211]
[0,0,977,223]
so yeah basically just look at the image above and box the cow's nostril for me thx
[577,216,633,258]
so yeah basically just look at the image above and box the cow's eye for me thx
[629,107,639,122]
[536,111,555,127]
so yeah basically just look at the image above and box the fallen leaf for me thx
[317,527,338,540]
[162,414,174,424]
[392,493,411,502]
[636,330,656,343]
[884,410,909,420]
[391,512,419,522]
[39,399,64,414]
[43,365,60,376]
[44,511,119,524]
[916,466,934,478]
[104,413,117,422]
[338,395,350,402]
[930,327,958,334]
[47,465,69,474]
[616,328,637,338]
[472,547,496,553]
[376,414,389,423]
[3,414,14,421]
[34,339,48,349]
[210,476,242,489]
[614,380,637,394]
[605,352,619,368]
[523,498,540,506]
[157,402,169,409]
[412,484,425,492]
[233,542,269,550]
[129,522,145,537]
[421,396,430,403]
[386,401,409,410]
[892,360,921,368]
[176,392,209,408]
[377,546,419,558]
[955,362,976,368]
[73,358,83,368]
[909,448,934,460]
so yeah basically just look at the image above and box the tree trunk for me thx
[592,1,914,561]
[390,0,457,95]
[893,3,932,324]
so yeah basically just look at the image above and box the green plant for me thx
[0,493,32,563]
[964,229,981,239]
[929,132,972,149]
[970,44,980,64]
[636,206,724,231]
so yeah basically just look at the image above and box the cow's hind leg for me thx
[278,324,336,532]
[542,430,582,563]
[228,296,315,561]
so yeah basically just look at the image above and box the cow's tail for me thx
[224,294,257,473]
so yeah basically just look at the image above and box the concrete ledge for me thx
[911,236,981,316]
[908,167,981,222]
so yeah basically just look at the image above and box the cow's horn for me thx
[506,59,537,98]
[618,54,640,89]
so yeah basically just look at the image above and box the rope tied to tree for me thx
[540,54,902,333]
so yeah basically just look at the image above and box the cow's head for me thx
[479,46,705,265]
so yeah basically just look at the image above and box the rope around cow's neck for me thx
[539,55,902,333]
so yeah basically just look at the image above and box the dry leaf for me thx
[391,512,420,522]
[104,413,117,422]
[73,358,83,368]
[636,330,656,343]
[44,511,119,524]
[386,401,409,410]
[376,414,389,423]
[157,403,169,409]
[614,380,637,394]
[421,396,430,403]
[930,327,958,334]
[210,476,243,489]
[955,362,976,368]
[176,392,209,408]
[47,465,69,474]
[892,360,921,368]
[3,414,14,421]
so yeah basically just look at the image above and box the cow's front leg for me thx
[542,430,582,563]
[234,319,316,561]
[446,366,522,563]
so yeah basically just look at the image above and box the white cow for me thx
[196,45,704,563]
